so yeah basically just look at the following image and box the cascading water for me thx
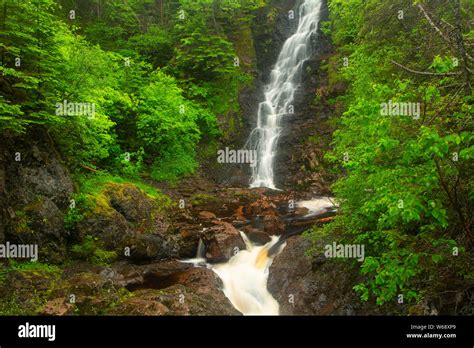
[247,0,323,189]
[183,232,286,315]
[182,0,324,316]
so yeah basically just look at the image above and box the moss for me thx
[71,235,117,266]
[0,261,63,315]
[232,23,257,73]
[190,193,218,206]
[89,192,114,217]
[76,172,172,210]
[11,210,33,234]
[103,287,134,314]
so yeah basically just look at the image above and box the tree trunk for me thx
[453,0,472,95]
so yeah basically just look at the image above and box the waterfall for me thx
[183,231,286,315]
[247,0,323,189]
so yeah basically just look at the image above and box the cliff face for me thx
[201,0,299,187]
[0,129,74,263]
[209,0,336,193]
[269,0,335,192]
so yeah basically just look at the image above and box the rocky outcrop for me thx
[271,0,337,191]
[75,182,179,263]
[0,129,74,263]
[268,236,381,315]
[204,0,300,187]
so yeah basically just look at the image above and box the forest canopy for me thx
[0,0,262,179]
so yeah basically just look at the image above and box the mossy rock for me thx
[7,197,68,263]
[75,182,177,263]
[189,193,219,206]
[0,263,63,315]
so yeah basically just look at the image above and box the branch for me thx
[434,157,473,241]
[418,4,451,44]
[418,4,474,62]
[391,60,461,76]
[80,164,98,172]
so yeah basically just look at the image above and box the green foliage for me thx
[171,0,241,81]
[128,25,174,67]
[4,260,61,274]
[0,0,66,132]
[75,172,173,208]
[64,193,93,230]
[112,148,145,179]
[136,70,218,179]
[307,0,473,306]
[2,0,226,183]
[71,235,117,266]
[150,144,198,182]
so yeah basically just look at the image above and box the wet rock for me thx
[175,226,202,258]
[295,207,309,216]
[123,232,179,263]
[203,220,245,259]
[245,229,271,245]
[161,267,239,315]
[109,265,239,315]
[108,289,170,315]
[64,271,125,315]
[263,214,285,235]
[111,283,239,316]
[110,261,191,289]
[268,236,380,315]
[248,196,277,216]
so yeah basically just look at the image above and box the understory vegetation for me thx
[0,0,261,180]
[307,0,473,309]
[0,0,472,314]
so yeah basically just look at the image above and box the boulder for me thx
[1,130,74,263]
[203,220,245,260]
[109,264,239,315]
[8,197,69,263]
[76,183,178,263]
[268,236,379,315]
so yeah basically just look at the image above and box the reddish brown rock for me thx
[198,211,217,220]
[203,220,245,259]
[41,298,74,316]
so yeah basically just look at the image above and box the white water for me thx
[247,0,323,189]
[297,196,338,217]
[183,232,286,315]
